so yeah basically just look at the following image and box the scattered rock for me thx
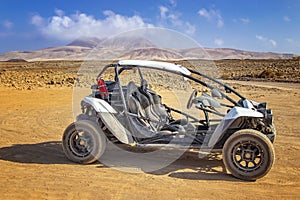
[0,59,299,90]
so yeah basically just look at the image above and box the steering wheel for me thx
[187,90,198,109]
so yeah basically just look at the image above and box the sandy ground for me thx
[0,81,299,200]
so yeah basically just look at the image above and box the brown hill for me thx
[0,37,295,61]
[119,47,183,60]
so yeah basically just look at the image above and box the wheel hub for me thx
[243,150,254,160]
[75,137,88,150]
[79,138,86,147]
[69,131,93,157]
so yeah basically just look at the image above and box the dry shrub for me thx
[220,73,230,79]
[258,69,275,78]
[275,71,285,77]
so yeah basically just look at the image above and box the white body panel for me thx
[117,60,191,75]
[223,105,263,120]
[208,102,263,147]
[82,96,133,144]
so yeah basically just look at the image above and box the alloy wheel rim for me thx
[69,130,94,157]
[231,140,264,172]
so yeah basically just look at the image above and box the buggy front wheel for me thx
[222,129,275,181]
[62,120,106,164]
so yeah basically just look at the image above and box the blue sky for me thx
[0,0,299,54]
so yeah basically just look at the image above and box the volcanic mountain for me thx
[0,36,295,61]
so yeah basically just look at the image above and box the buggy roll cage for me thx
[96,63,245,107]
[94,62,249,131]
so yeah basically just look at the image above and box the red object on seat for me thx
[97,78,108,98]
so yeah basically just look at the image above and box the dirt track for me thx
[0,81,299,199]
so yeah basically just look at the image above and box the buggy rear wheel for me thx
[222,129,274,181]
[62,120,106,164]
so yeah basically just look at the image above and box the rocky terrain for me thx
[0,59,299,90]
[216,58,300,82]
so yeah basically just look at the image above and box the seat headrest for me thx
[140,79,148,91]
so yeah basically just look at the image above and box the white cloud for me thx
[158,5,182,27]
[198,8,224,28]
[269,39,277,47]
[54,8,65,17]
[157,5,195,35]
[159,6,168,19]
[256,35,266,41]
[256,35,277,47]
[169,0,177,7]
[214,38,224,46]
[198,9,210,19]
[31,10,154,41]
[168,13,182,26]
[240,18,250,24]
[283,16,290,22]
[185,22,196,34]
[31,14,45,26]
[2,20,14,29]
[159,3,199,36]
[103,10,114,16]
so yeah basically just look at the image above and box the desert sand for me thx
[0,61,299,199]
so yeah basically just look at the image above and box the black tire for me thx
[222,129,275,181]
[62,120,106,164]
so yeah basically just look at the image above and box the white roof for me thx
[117,60,191,75]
